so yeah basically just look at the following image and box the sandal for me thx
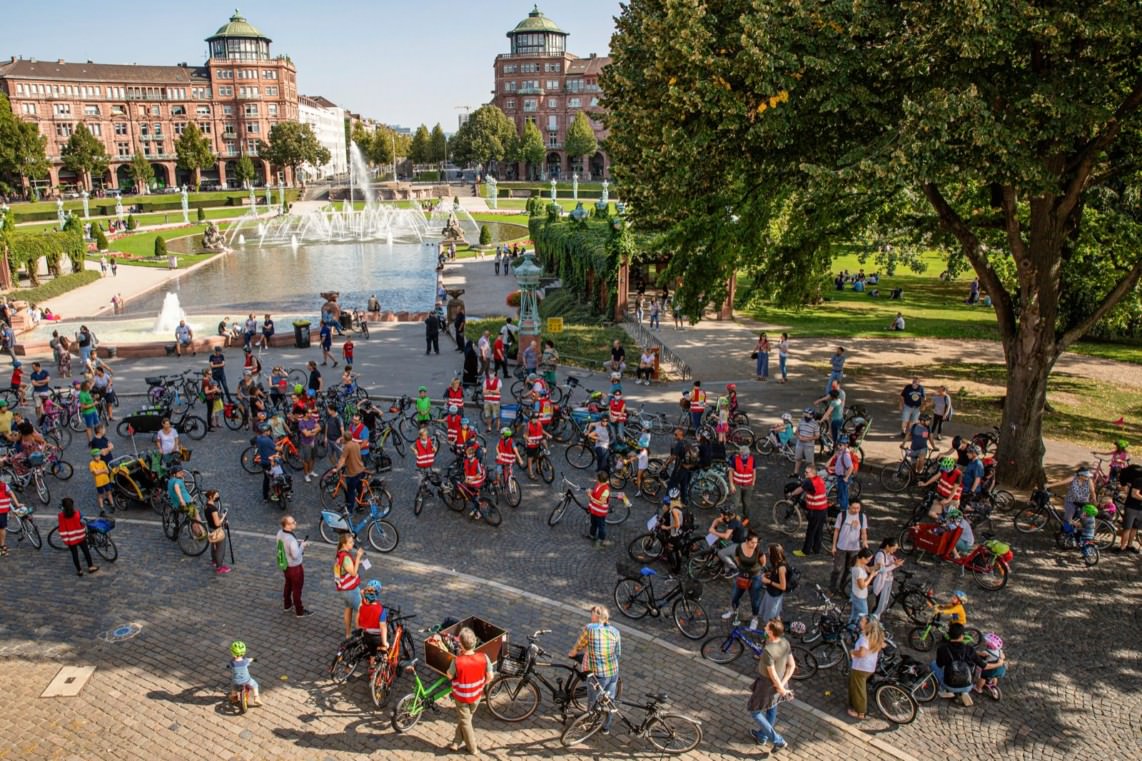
[846,709,865,720]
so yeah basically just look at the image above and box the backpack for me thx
[276,538,288,571]
[944,649,973,688]
[785,564,802,594]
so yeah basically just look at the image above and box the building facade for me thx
[0,11,298,194]
[298,94,347,181]
[492,6,610,181]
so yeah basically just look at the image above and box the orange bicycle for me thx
[318,467,393,513]
[369,608,417,708]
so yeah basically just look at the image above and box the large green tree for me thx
[258,122,331,184]
[0,93,48,196]
[603,0,1142,487]
[174,122,215,190]
[128,153,154,194]
[564,111,598,176]
[235,153,256,188]
[429,123,448,164]
[450,105,516,170]
[409,124,432,164]
[519,120,546,181]
[60,122,108,191]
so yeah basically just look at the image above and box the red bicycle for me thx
[899,522,1013,591]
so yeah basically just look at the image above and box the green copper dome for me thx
[208,9,271,42]
[507,5,566,36]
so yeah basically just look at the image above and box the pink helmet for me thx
[983,632,1004,651]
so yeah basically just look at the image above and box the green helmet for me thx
[939,456,956,472]
[418,386,428,393]
[500,427,513,439]
[293,384,304,395]
[946,508,963,520]
[1081,503,1099,517]
[230,640,247,657]
[1116,438,1128,450]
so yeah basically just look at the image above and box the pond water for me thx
[122,241,438,316]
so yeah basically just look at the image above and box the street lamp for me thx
[514,253,544,363]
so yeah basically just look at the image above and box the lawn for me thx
[91,224,229,267]
[11,190,295,215]
[465,316,626,370]
[746,250,1142,365]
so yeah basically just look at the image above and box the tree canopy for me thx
[429,123,448,163]
[519,121,546,180]
[0,93,48,195]
[564,111,598,166]
[128,154,154,193]
[235,154,256,187]
[451,105,517,169]
[175,122,215,190]
[409,124,432,164]
[603,0,1142,487]
[60,123,108,190]
[258,122,331,181]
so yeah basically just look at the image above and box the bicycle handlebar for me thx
[529,628,552,640]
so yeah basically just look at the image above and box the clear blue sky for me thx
[0,1,622,132]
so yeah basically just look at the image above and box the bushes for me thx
[5,227,86,285]
[154,236,168,258]
[479,224,492,245]
[8,270,101,303]
[94,227,108,251]
[126,214,138,230]
[196,207,206,222]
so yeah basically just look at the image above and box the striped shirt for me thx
[572,623,621,678]
[797,418,819,441]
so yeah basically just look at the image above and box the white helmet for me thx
[781,413,792,423]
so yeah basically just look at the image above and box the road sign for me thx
[546,317,564,334]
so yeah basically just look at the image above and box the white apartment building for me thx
[298,94,346,180]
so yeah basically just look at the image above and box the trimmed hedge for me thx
[8,269,101,303]
[6,227,86,285]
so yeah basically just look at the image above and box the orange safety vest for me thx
[936,470,962,499]
[731,454,756,486]
[333,550,360,591]
[526,419,545,447]
[58,511,87,546]
[538,398,554,424]
[496,439,517,465]
[458,427,476,447]
[804,476,828,511]
[414,438,436,468]
[446,387,465,406]
[451,653,487,703]
[464,457,485,488]
[689,388,706,413]
[483,376,501,403]
[445,415,462,444]
[608,398,627,423]
[588,482,610,517]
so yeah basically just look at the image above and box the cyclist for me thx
[527,372,549,401]
[495,427,522,483]
[793,407,819,478]
[333,532,364,639]
[709,505,749,573]
[944,508,974,559]
[1097,439,1130,483]
[414,427,438,471]
[658,488,689,573]
[535,388,555,427]
[960,445,987,507]
[766,413,795,450]
[414,386,434,426]
[347,411,371,463]
[227,641,262,707]
[481,374,501,432]
[901,412,933,475]
[714,396,731,445]
[791,465,829,558]
[444,376,465,410]
[930,589,969,626]
[524,415,550,480]
[687,380,706,432]
[608,386,627,443]
[587,470,611,548]
[460,442,487,521]
[456,418,480,455]
[269,366,288,408]
[339,366,357,397]
[725,383,740,420]
[444,405,463,447]
[922,456,963,518]
[728,444,757,517]
[973,632,1007,699]
[166,462,196,516]
[358,579,390,672]
[587,417,612,475]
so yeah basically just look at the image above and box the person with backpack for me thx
[830,500,868,592]
[276,515,312,617]
[932,623,984,706]
[759,544,791,623]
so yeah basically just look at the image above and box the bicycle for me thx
[390,658,456,733]
[613,562,709,640]
[907,611,982,653]
[560,672,702,754]
[700,624,818,680]
[880,448,938,493]
[548,476,631,527]
[329,629,374,684]
[1014,489,1116,549]
[46,514,118,562]
[485,629,615,723]
[369,609,418,707]
[318,498,400,553]
[488,463,521,508]
[162,499,210,557]
[413,468,450,517]
[4,503,42,550]
[879,569,938,625]
[226,659,256,715]
[445,478,502,527]
[318,468,394,515]
[1,452,52,505]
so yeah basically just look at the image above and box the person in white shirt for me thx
[830,500,867,593]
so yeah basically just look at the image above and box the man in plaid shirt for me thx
[568,604,622,731]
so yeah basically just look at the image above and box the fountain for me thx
[153,292,187,335]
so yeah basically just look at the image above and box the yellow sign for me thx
[546,317,564,334]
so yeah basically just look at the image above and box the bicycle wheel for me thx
[613,578,650,619]
[700,634,743,664]
[329,646,358,684]
[286,368,307,388]
[177,519,210,557]
[179,415,207,441]
[161,506,179,541]
[504,477,521,508]
[560,710,605,747]
[900,591,931,625]
[907,626,936,652]
[991,489,1016,513]
[771,499,803,536]
[367,519,400,553]
[548,496,570,526]
[370,660,398,708]
[237,686,248,715]
[1082,543,1100,566]
[284,447,304,472]
[50,459,75,481]
[33,472,50,505]
[565,443,594,470]
[482,500,502,528]
[971,556,1009,591]
[672,597,709,640]
[728,426,755,449]
[791,645,818,680]
[318,469,341,509]
[47,525,64,550]
[1013,505,1048,533]
[445,484,466,513]
[913,671,938,703]
[688,475,721,510]
[485,675,542,722]
[627,532,663,563]
[90,531,118,562]
[318,516,342,545]
[1094,519,1116,550]
[413,484,429,517]
[538,455,555,484]
[874,683,918,725]
[879,462,911,493]
[963,627,983,646]
[47,425,73,450]
[391,693,423,733]
[224,406,246,431]
[239,446,261,475]
[606,496,630,525]
[686,551,722,584]
[811,641,847,669]
[19,518,42,549]
[645,714,703,754]
[850,475,863,500]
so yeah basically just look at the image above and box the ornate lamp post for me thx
[514,252,543,365]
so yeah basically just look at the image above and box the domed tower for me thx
[506,5,567,56]
[206,9,272,61]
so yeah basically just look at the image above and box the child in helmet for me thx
[931,589,969,625]
[974,632,1007,699]
[922,456,963,518]
[495,427,523,481]
[444,405,462,446]
[414,386,433,425]
[944,508,974,559]
[227,640,262,707]
[358,579,389,670]
[725,384,739,418]
[1095,439,1131,483]
[1079,503,1099,545]
[768,413,795,449]
[714,396,730,444]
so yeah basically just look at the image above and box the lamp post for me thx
[514,252,543,366]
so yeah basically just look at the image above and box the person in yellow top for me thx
[0,400,13,441]
[932,589,968,626]
[89,448,114,515]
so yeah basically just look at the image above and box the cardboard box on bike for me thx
[424,617,507,677]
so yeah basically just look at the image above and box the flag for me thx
[1112,417,1125,427]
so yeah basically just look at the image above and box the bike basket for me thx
[678,397,691,411]
[680,577,703,600]
[984,539,1010,556]
[179,447,193,462]
[497,643,530,677]
[27,452,45,466]
[87,517,115,534]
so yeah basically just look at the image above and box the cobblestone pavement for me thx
[2,326,1140,761]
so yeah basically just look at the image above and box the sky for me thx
[0,0,623,132]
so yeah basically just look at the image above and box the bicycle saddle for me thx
[640,567,657,577]
[647,692,669,703]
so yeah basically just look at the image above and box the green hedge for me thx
[6,227,86,285]
[8,269,100,304]
[11,191,301,221]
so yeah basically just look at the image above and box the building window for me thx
[111,104,126,115]
[590,97,600,107]
[566,79,582,93]
[116,142,130,158]
[246,139,259,155]
[143,144,152,156]
[521,63,539,73]
[224,141,237,156]
[523,99,537,113]
[568,97,581,108]
[266,86,278,96]
[246,123,260,134]
[196,105,212,116]
[216,70,233,79]
[114,123,128,136]
[89,124,102,137]
[149,105,160,116]
[153,123,163,136]
[547,115,558,131]
[198,122,212,134]
[171,105,186,116]
[140,124,150,136]
[268,104,278,116]
[503,81,517,92]
[15,83,23,95]
[54,103,72,115]
[219,86,233,96]
[223,123,236,137]
[244,104,259,117]
[20,103,35,115]
[154,142,165,155]
[174,123,186,135]
[223,105,234,115]
[545,62,561,72]
[548,133,559,147]
[546,80,560,91]
[262,70,277,79]
[503,64,517,74]
[547,98,558,108]
[55,123,74,138]
[504,99,516,110]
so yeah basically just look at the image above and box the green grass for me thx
[495,199,601,212]
[93,225,229,266]
[746,250,1142,364]
[466,315,626,369]
[8,270,102,303]
[11,190,295,215]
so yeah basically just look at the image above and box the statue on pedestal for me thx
[441,212,467,244]
[201,221,227,252]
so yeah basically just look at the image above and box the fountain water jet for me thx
[153,292,187,335]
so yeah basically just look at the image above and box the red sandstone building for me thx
[0,11,298,194]
[493,6,610,181]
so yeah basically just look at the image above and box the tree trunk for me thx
[995,345,1056,488]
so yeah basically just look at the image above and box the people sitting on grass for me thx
[888,313,905,331]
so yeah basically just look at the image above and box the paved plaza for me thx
[2,320,1140,761]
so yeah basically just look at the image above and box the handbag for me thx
[750,351,758,359]
[209,526,225,543]
[735,574,751,590]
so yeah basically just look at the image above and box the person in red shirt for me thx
[444,377,465,410]
[413,427,437,470]
[357,580,389,670]
[57,497,99,575]
[0,477,24,557]
[461,443,486,520]
[587,470,611,548]
[447,627,495,754]
[492,334,507,379]
[9,360,23,405]
[342,339,355,366]
[444,406,462,446]
[524,416,550,480]
[495,427,523,484]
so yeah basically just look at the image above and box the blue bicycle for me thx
[700,624,818,680]
[318,498,399,552]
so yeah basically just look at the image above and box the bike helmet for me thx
[1081,503,1099,517]
[668,487,681,500]
[939,456,956,472]
[952,590,968,602]
[968,445,982,456]
[418,386,428,393]
[788,621,807,636]
[90,448,102,457]
[1075,466,1092,477]
[1115,438,1128,450]
[461,417,470,427]
[590,391,604,402]
[803,407,814,416]
[726,383,736,392]
[982,632,1004,651]
[919,412,932,421]
[638,433,651,448]
[500,427,513,439]
[836,435,849,445]
[613,388,623,397]
[72,379,82,387]
[466,442,479,453]
[448,405,459,415]
[945,508,963,520]
[527,373,538,382]
[230,640,247,657]
[739,445,750,457]
[11,360,19,368]
[293,384,304,395]
[781,413,792,423]
[362,579,382,601]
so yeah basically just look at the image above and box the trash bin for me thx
[293,321,311,348]
[339,311,352,331]
[650,346,662,380]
